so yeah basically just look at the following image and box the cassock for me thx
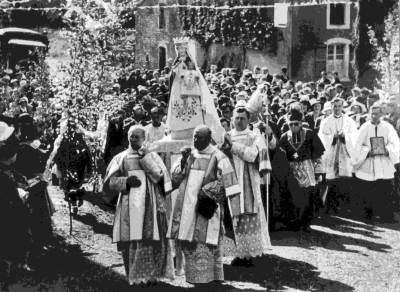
[278,128,325,226]
[168,145,240,283]
[319,114,358,180]
[228,128,272,258]
[104,149,174,285]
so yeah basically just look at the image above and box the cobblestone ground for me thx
[3,186,400,292]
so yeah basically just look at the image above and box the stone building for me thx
[135,0,360,82]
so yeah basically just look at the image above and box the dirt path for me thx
[3,186,400,291]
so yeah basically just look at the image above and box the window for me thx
[325,38,351,81]
[159,6,165,29]
[159,46,166,70]
[327,2,350,29]
[330,4,345,25]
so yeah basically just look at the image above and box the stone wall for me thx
[135,1,182,69]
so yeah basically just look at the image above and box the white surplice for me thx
[319,114,358,179]
[353,120,400,181]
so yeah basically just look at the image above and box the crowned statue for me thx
[166,37,224,144]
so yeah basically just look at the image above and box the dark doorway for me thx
[159,46,166,70]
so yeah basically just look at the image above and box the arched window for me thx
[325,38,351,81]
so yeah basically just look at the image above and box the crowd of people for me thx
[1,51,399,287]
[0,61,55,275]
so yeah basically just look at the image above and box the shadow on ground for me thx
[73,213,113,237]
[224,254,354,291]
[82,191,116,214]
[1,233,354,292]
[1,234,190,292]
[271,215,391,254]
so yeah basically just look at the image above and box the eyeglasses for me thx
[289,122,301,127]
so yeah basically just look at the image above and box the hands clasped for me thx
[332,133,345,146]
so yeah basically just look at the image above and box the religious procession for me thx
[0,0,399,291]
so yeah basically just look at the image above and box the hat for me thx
[236,91,248,101]
[300,95,310,103]
[235,100,247,109]
[220,102,234,111]
[322,102,332,114]
[0,121,14,142]
[291,92,299,100]
[288,108,303,122]
[361,87,371,94]
[350,101,367,113]
[17,113,33,124]
[19,96,29,104]
[310,98,321,108]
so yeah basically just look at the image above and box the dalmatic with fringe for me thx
[103,149,174,285]
[167,145,240,283]
[226,128,272,258]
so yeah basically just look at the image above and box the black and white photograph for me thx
[0,0,399,291]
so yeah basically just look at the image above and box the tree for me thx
[51,0,135,187]
[368,2,399,97]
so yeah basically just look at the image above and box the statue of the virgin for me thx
[166,37,224,144]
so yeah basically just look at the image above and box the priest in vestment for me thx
[353,103,400,220]
[220,106,272,266]
[319,98,358,213]
[167,125,241,284]
[103,125,174,285]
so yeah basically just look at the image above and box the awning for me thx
[8,39,46,48]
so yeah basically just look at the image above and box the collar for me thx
[231,127,250,136]
[126,147,139,155]
[197,144,214,155]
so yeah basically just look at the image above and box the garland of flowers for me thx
[178,7,278,52]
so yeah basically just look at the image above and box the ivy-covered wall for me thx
[135,0,288,72]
